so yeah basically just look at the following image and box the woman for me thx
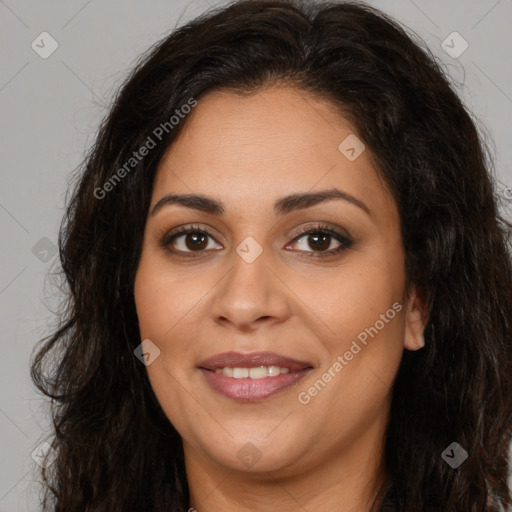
[30,1,512,511]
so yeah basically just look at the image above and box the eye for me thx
[160,223,353,258]
[286,224,353,257]
[160,224,222,257]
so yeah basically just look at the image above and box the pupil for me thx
[186,233,207,250]
[182,232,332,252]
[310,234,329,251]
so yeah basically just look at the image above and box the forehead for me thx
[151,85,396,222]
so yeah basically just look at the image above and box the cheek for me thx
[295,284,404,448]
[134,256,202,429]
[290,250,404,349]
[291,245,405,407]
[134,260,168,341]
[133,253,219,394]
[134,253,204,342]
[324,274,402,351]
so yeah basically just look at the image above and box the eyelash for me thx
[160,223,353,258]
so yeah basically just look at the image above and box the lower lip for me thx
[199,368,312,402]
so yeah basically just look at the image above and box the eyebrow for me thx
[150,188,371,217]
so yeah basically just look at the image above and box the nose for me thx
[209,247,292,332]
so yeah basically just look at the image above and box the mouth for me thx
[197,351,314,402]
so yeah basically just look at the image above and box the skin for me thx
[134,85,427,512]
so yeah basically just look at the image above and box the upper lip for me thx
[197,351,313,372]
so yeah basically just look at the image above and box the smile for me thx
[197,351,313,402]
[214,366,290,378]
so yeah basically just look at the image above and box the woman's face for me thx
[134,85,426,479]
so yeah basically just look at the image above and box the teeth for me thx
[214,366,292,378]
[249,366,268,379]
[233,367,249,378]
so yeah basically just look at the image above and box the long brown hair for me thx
[31,1,512,510]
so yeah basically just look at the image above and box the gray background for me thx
[1,0,511,509]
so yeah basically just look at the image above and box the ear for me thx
[403,285,428,351]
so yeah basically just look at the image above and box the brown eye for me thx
[292,232,341,252]
[161,226,222,256]
[183,232,208,251]
[305,233,332,251]
[287,225,353,257]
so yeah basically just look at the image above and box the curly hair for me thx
[30,1,512,510]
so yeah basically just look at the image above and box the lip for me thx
[197,351,312,372]
[197,351,314,402]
